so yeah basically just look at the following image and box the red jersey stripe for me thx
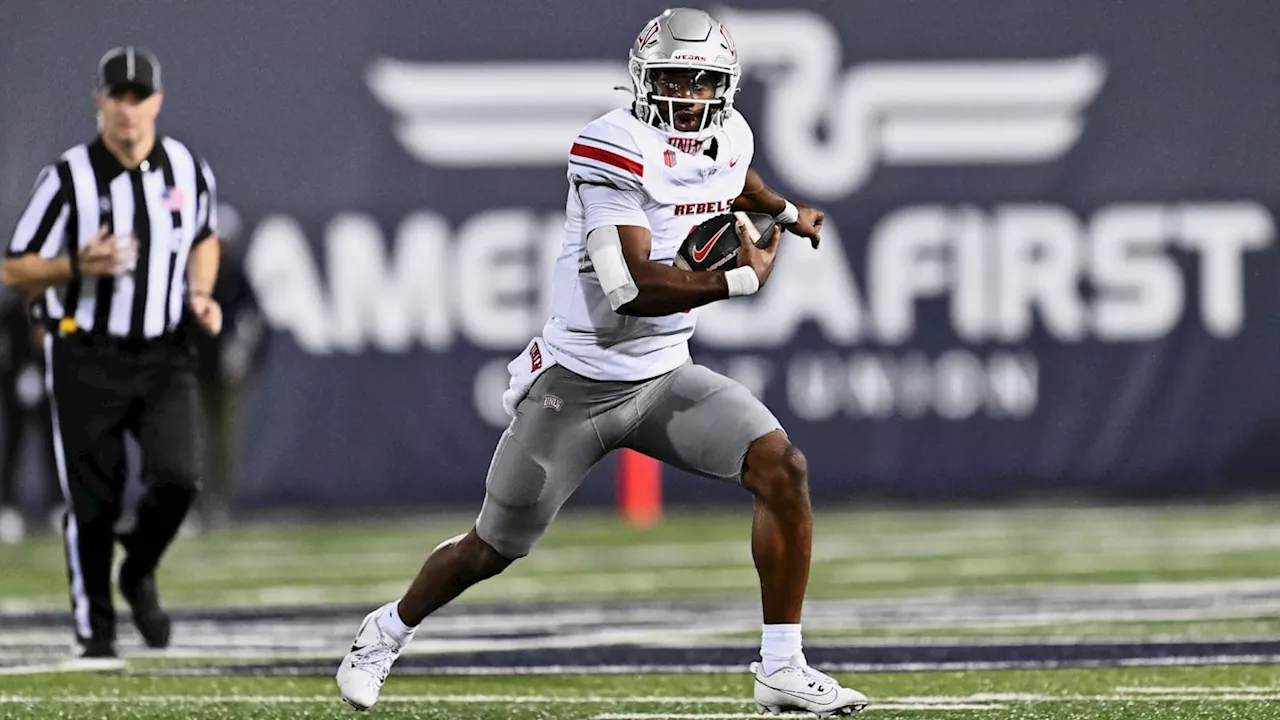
[570,143,644,177]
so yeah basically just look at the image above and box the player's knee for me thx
[743,431,809,506]
[71,501,122,530]
[460,529,518,580]
[149,461,202,494]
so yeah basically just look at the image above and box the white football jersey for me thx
[540,108,755,381]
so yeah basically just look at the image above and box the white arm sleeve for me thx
[579,183,648,312]
[575,166,650,311]
[587,225,639,312]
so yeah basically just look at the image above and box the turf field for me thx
[3,666,1280,719]
[1,503,1278,719]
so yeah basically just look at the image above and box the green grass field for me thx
[2,667,1279,719]
[3,503,1278,611]
[2,503,1278,719]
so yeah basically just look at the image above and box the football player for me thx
[337,8,868,716]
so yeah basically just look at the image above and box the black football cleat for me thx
[78,639,118,658]
[118,569,172,649]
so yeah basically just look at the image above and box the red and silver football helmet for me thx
[628,8,742,141]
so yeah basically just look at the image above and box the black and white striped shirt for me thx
[7,136,217,339]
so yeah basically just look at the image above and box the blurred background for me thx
[0,0,1278,638]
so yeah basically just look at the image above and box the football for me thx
[674,211,777,272]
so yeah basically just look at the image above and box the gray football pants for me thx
[475,362,782,559]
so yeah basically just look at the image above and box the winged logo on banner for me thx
[717,6,1106,198]
[368,8,1106,199]
[366,59,630,167]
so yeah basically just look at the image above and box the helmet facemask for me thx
[639,67,729,137]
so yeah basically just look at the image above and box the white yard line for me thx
[10,568,1280,614]
[590,711,1003,718]
[1099,694,1280,700]
[3,692,1280,704]
[0,659,124,675]
[156,519,1280,578]
[1113,686,1280,694]
[208,573,1280,608]
[0,695,842,705]
[205,576,1280,616]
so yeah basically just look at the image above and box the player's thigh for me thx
[476,367,608,558]
[624,363,781,483]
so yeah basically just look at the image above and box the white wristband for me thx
[726,265,761,297]
[775,200,799,226]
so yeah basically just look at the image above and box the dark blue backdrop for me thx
[3,1,1278,508]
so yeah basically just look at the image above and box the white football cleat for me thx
[752,655,869,716]
[0,506,25,545]
[336,603,413,711]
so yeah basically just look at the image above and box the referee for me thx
[1,47,221,658]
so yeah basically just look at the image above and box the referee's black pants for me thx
[46,333,201,646]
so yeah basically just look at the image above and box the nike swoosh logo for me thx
[691,223,731,263]
[729,157,739,167]
[758,679,838,703]
[350,644,367,653]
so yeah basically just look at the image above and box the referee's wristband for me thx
[775,201,800,226]
[725,266,760,297]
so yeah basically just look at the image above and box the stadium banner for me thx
[3,1,1279,508]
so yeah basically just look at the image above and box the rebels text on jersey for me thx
[541,108,755,382]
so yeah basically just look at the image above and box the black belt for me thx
[48,318,182,354]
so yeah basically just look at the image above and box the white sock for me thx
[760,623,803,675]
[375,600,416,645]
